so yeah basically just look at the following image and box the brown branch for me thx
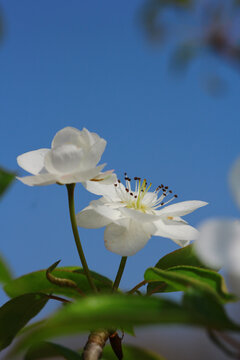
[47,294,71,304]
[127,280,147,294]
[216,331,240,351]
[83,330,109,360]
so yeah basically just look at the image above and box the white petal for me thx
[81,199,122,223]
[195,219,240,270]
[76,206,112,229]
[104,220,153,256]
[44,145,84,174]
[81,128,102,147]
[171,239,191,247]
[153,218,199,241]
[90,171,117,184]
[57,164,106,184]
[119,207,157,223]
[51,127,83,149]
[80,138,106,169]
[229,157,240,208]
[16,174,57,186]
[227,273,240,297]
[17,149,49,175]
[83,180,120,200]
[155,200,208,217]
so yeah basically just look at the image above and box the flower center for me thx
[113,173,178,213]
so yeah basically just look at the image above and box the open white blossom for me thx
[195,158,240,297]
[77,175,207,256]
[195,219,240,296]
[17,127,115,186]
[229,156,240,208]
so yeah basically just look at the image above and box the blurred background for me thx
[1,0,240,359]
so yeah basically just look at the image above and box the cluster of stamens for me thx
[113,173,178,213]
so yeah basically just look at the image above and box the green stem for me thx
[66,184,97,293]
[112,256,127,292]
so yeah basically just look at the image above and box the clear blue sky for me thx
[1,0,240,301]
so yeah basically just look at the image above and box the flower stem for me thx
[127,280,147,294]
[66,184,97,294]
[112,256,127,292]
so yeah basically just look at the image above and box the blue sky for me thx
[1,0,240,302]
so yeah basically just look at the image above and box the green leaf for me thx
[155,244,210,270]
[24,341,82,360]
[4,267,113,299]
[0,167,15,198]
[102,344,165,360]
[0,293,48,351]
[12,294,240,354]
[182,287,237,330]
[0,254,13,285]
[145,266,236,303]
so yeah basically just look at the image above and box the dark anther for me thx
[125,188,129,192]
[124,172,127,175]
[130,192,133,196]
[163,193,167,196]
[134,177,138,180]
[161,202,164,206]
[114,184,118,187]
[169,190,172,193]
[134,195,137,198]
[165,186,168,189]
[174,194,178,198]
[118,179,121,183]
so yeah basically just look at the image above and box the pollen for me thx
[113,173,178,213]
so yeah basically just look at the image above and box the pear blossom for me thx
[77,175,207,256]
[229,156,240,208]
[195,219,240,296]
[195,158,240,296]
[195,219,240,272]
[17,127,115,186]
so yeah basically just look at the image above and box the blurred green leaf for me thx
[183,287,237,330]
[0,254,13,285]
[154,244,209,270]
[0,293,48,351]
[24,341,81,360]
[145,266,236,303]
[0,167,15,198]
[13,294,240,354]
[4,267,113,299]
[102,344,165,360]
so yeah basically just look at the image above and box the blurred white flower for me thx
[195,219,240,296]
[229,156,240,208]
[77,175,207,256]
[17,127,115,186]
[195,219,240,272]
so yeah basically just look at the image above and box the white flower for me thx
[229,156,240,208]
[17,127,115,186]
[77,175,207,256]
[195,219,240,296]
